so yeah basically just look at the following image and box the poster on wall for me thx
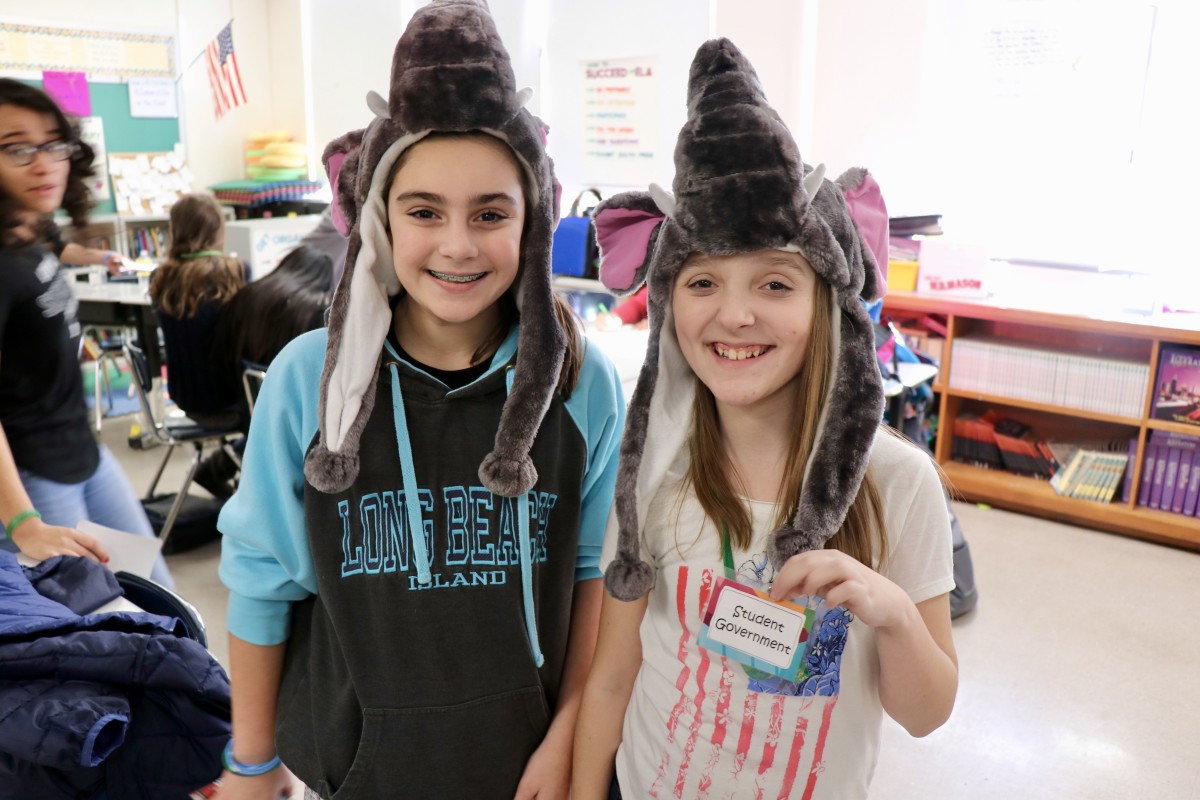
[580,55,657,186]
[78,116,110,202]
[128,77,178,118]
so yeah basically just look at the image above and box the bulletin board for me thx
[0,23,174,79]
[27,80,181,216]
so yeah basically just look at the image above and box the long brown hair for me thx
[686,274,889,568]
[0,79,96,247]
[385,132,583,396]
[149,193,244,318]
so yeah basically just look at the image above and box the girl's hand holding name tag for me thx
[769,550,913,630]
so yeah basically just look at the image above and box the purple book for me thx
[1150,446,1168,510]
[1149,430,1200,450]
[1120,437,1137,502]
[1186,458,1200,516]
[1171,451,1193,514]
[1138,444,1158,506]
[1162,448,1181,512]
[1152,345,1200,427]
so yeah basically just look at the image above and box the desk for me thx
[72,282,162,377]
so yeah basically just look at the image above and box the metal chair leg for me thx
[159,446,203,546]
[145,443,177,500]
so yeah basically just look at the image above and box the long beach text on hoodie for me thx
[218,326,624,797]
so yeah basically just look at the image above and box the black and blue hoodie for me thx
[218,326,623,798]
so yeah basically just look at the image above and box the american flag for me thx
[205,21,247,120]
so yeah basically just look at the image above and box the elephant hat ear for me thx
[303,0,565,498]
[600,38,885,599]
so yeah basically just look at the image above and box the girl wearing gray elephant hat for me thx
[574,39,957,799]
[215,2,625,798]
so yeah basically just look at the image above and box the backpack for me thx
[551,188,603,278]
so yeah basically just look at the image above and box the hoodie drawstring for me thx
[507,367,545,668]
[385,362,543,667]
[389,364,432,587]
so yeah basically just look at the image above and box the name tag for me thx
[697,577,815,680]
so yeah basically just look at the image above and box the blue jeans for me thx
[11,446,173,588]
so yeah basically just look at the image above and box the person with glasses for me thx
[0,78,171,586]
[0,137,126,273]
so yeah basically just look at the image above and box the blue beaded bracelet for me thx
[221,740,282,777]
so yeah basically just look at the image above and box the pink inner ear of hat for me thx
[594,207,664,291]
[327,150,350,235]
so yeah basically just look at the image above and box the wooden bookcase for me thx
[882,290,1200,550]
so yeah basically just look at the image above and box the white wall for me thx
[175,0,276,192]
[0,2,175,33]
[712,0,818,155]
[266,0,309,167]
[304,0,413,163]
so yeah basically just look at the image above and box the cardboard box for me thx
[916,237,990,298]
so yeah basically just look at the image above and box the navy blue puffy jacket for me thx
[0,551,230,799]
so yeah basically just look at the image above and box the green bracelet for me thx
[5,508,41,538]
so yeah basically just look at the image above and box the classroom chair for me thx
[123,342,242,546]
[82,326,135,432]
[241,360,267,417]
[115,570,209,648]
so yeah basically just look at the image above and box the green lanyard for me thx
[720,525,736,580]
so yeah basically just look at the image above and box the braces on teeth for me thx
[431,270,485,283]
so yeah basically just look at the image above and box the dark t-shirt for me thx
[0,235,99,482]
[385,330,490,389]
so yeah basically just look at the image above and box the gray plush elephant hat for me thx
[593,38,884,601]
[305,0,564,498]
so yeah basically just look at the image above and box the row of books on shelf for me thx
[949,337,1148,418]
[952,411,1063,480]
[1137,430,1200,517]
[953,411,1132,503]
[952,411,1200,516]
[1050,441,1132,504]
[125,226,168,260]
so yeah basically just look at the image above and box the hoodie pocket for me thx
[324,686,551,800]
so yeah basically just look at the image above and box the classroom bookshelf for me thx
[61,209,236,261]
[882,290,1200,549]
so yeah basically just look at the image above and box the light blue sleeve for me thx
[564,339,626,582]
[217,329,327,645]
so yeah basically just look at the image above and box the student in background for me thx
[297,206,349,289]
[0,78,171,586]
[213,243,333,376]
[214,3,624,798]
[591,285,648,331]
[149,193,247,498]
[573,40,956,799]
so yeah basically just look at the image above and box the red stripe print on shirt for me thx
[730,691,758,782]
[649,567,694,798]
[695,660,736,798]
[776,698,814,799]
[751,696,787,799]
[673,569,715,798]
[800,699,839,799]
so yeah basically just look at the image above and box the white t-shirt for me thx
[601,429,954,799]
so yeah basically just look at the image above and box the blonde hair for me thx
[149,193,243,318]
[684,272,889,568]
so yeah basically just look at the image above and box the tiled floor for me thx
[101,412,1200,799]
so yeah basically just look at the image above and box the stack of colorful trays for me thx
[210,179,324,208]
